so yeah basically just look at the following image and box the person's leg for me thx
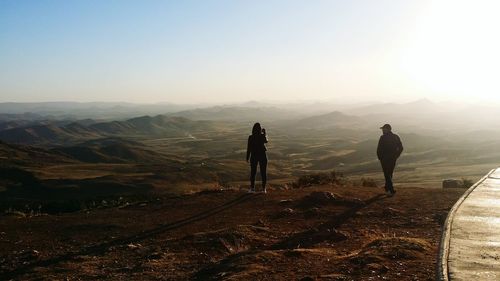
[250,158,257,191]
[381,160,392,193]
[260,157,268,192]
[386,160,396,193]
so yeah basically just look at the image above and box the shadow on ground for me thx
[0,193,258,279]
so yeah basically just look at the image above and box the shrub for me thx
[461,178,474,188]
[361,177,378,188]
[295,171,343,188]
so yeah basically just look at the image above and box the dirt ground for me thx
[0,185,464,280]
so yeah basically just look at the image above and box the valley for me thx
[0,100,498,280]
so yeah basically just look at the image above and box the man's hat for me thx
[380,124,392,130]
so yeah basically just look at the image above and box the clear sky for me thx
[1,0,499,104]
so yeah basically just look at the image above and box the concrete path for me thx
[439,168,500,280]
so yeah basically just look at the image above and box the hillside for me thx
[0,124,78,145]
[51,138,167,164]
[0,115,224,145]
[0,185,464,280]
[0,140,76,166]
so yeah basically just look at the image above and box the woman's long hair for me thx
[252,122,262,136]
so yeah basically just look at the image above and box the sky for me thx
[1,0,499,104]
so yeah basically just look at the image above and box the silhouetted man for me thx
[377,124,403,196]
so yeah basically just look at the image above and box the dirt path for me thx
[0,186,464,280]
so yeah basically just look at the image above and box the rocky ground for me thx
[0,185,464,280]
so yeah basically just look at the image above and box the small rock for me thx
[310,191,338,201]
[254,219,268,227]
[299,191,361,208]
[127,243,142,250]
[20,249,41,260]
[148,252,163,260]
[367,263,389,274]
[382,207,404,216]
[279,199,293,205]
[304,207,321,217]
[319,274,348,280]
[4,211,26,218]
[281,208,294,214]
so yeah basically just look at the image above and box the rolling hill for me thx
[51,138,166,164]
[90,115,219,136]
[0,115,225,145]
[0,124,83,145]
[0,140,76,166]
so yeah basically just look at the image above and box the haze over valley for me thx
[2,99,498,196]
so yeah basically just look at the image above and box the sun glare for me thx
[400,0,500,101]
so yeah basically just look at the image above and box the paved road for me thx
[439,168,500,280]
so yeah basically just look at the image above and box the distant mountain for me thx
[292,111,363,130]
[345,99,444,116]
[0,112,46,122]
[168,106,305,121]
[0,102,202,119]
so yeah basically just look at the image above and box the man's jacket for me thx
[377,132,403,161]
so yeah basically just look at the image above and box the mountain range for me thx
[0,115,221,145]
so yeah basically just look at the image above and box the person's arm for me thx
[396,135,404,158]
[377,136,383,160]
[262,129,268,143]
[246,136,251,162]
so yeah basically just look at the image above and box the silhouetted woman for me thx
[246,122,268,193]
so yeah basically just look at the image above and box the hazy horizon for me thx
[2,0,500,104]
[0,97,495,107]
[4,97,494,106]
